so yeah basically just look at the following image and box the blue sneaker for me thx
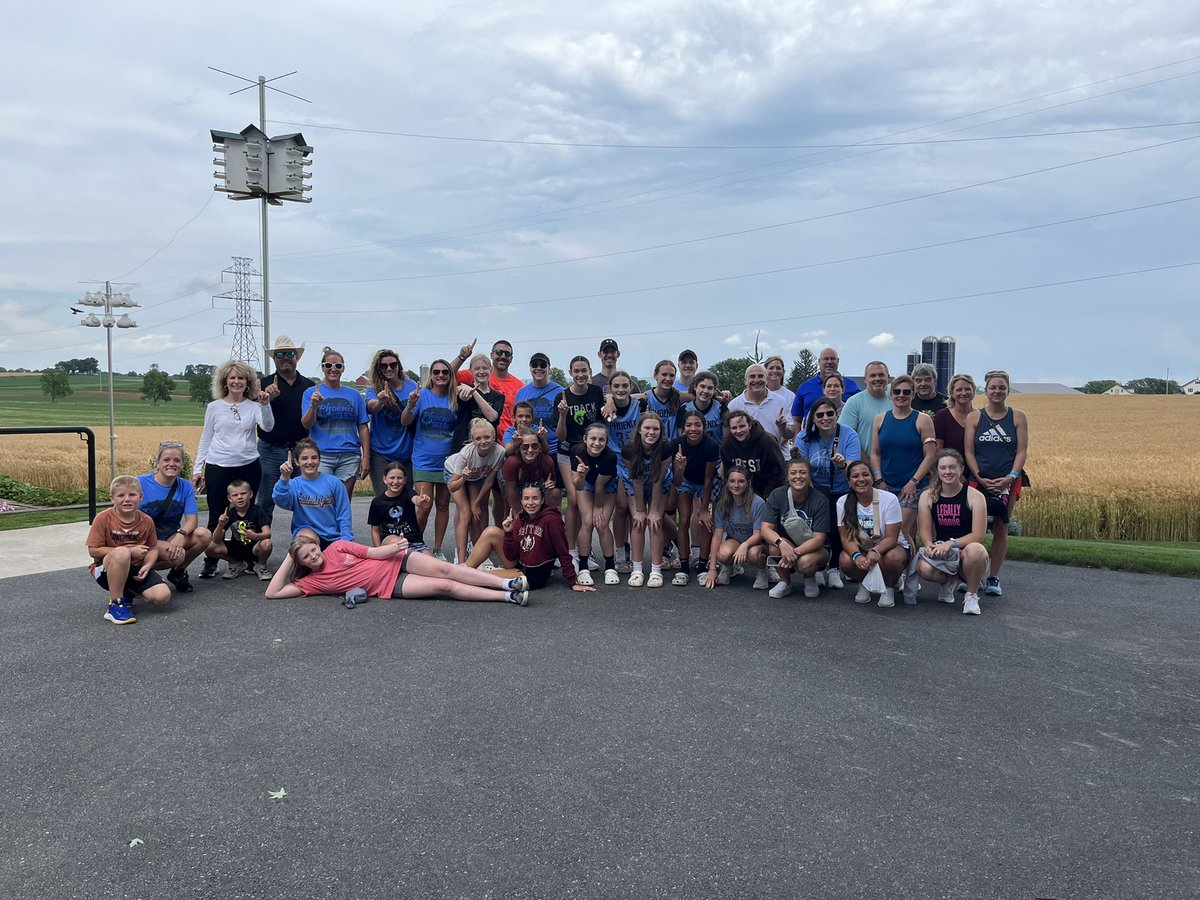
[983,576,1003,596]
[103,600,137,625]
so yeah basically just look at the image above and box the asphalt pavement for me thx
[1,500,1196,899]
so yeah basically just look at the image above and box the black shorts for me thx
[520,561,554,590]
[224,540,258,563]
[94,564,166,597]
[984,491,1012,525]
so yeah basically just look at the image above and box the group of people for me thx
[84,336,1028,624]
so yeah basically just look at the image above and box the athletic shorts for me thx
[984,490,1012,525]
[414,468,446,484]
[889,487,921,511]
[319,452,361,480]
[621,468,674,497]
[676,478,705,497]
[582,478,617,496]
[223,539,258,563]
[917,546,960,576]
[94,564,166,597]
[519,561,554,590]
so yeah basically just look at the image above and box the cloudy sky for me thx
[2,1,1197,386]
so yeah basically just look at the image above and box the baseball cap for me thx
[678,349,697,362]
[599,339,619,352]
[529,352,551,367]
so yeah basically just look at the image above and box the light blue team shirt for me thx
[605,400,642,456]
[410,389,457,471]
[302,385,368,455]
[794,424,862,494]
[366,380,418,461]
[137,474,199,540]
[272,473,354,541]
[514,382,564,455]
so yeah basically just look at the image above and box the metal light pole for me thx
[79,283,138,480]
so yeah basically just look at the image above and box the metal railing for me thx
[0,427,98,523]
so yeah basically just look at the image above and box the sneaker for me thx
[769,581,792,599]
[813,569,826,588]
[510,574,528,592]
[507,589,530,606]
[826,569,844,590]
[983,576,1003,596]
[752,569,769,590]
[716,564,731,586]
[253,563,272,581]
[103,600,137,625]
[733,564,745,576]
[167,568,193,593]
[342,587,367,609]
[604,568,620,585]
[878,588,895,608]
[615,559,633,574]
[854,584,871,604]
[937,581,956,603]
[902,574,920,604]
[198,557,219,580]
[480,561,496,571]
[957,580,969,593]
[647,572,664,588]
[628,571,645,587]
[223,561,247,580]
[962,592,982,615]
[433,550,449,563]
[576,570,594,587]
[767,563,781,584]
[803,576,820,598]
[671,572,690,586]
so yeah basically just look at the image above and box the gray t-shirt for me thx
[713,494,767,543]
[764,485,830,539]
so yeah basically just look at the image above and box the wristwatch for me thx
[774,537,783,548]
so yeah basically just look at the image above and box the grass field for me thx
[0,374,204,428]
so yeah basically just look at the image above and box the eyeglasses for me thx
[813,410,836,419]
[380,361,400,370]
[492,349,513,358]
[322,362,344,371]
[273,350,297,360]
[892,388,913,396]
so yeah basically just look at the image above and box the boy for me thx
[86,475,172,625]
[207,479,273,580]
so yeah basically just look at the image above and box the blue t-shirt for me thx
[794,424,862,494]
[644,390,681,443]
[366,381,417,461]
[678,400,725,446]
[272,473,354,541]
[606,400,643,456]
[713,494,767,544]
[790,375,861,422]
[303,385,368,455]
[410,389,457,471]
[514,382,564,455]
[138,474,199,540]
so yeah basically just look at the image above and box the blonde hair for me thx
[109,474,141,495]
[983,370,1011,389]
[288,534,321,580]
[211,359,260,401]
[469,417,495,438]
[946,373,977,407]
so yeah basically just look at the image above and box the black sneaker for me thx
[167,568,194,593]
[198,557,219,580]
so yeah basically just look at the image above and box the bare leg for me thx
[451,486,471,563]
[464,526,516,569]
[432,483,451,553]
[403,552,512,588]
[415,482,435,533]
[990,518,1009,576]
[395,573,511,602]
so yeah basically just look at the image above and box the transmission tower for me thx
[215,256,262,369]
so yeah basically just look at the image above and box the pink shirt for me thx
[294,541,405,598]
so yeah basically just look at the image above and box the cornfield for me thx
[2,395,1198,541]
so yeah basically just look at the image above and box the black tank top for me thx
[973,407,1017,478]
[933,488,971,542]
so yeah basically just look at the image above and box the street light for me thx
[78,282,138,480]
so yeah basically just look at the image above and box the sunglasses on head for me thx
[159,440,184,450]
[273,350,297,360]
[322,362,344,370]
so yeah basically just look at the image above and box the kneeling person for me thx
[760,455,831,599]
[916,449,989,615]
[86,475,172,625]
[207,479,273,581]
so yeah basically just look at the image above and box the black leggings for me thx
[825,490,847,565]
[203,461,263,531]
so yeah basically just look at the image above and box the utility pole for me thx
[215,257,262,369]
[77,283,139,481]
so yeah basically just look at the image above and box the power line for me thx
[114,193,216,281]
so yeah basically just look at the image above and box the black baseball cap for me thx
[678,349,697,362]
[529,352,550,367]
[599,339,619,352]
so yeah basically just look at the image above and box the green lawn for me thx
[0,374,205,427]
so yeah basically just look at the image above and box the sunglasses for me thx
[380,361,400,370]
[322,362,344,370]
[892,388,913,396]
[273,350,297,360]
[158,440,184,450]
[431,369,451,376]
[530,363,548,369]
[492,349,513,358]
[813,410,836,419]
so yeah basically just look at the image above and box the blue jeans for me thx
[256,441,291,524]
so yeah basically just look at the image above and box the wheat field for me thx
[2,395,1198,541]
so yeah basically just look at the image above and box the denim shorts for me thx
[622,468,674,497]
[583,478,618,496]
[676,478,704,497]
[319,451,361,480]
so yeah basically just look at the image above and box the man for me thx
[487,340,524,435]
[790,346,860,431]
[514,353,564,456]
[675,349,698,393]
[592,339,620,393]
[727,363,792,449]
[257,336,315,525]
[911,363,947,416]
[838,361,891,457]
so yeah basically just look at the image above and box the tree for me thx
[140,365,176,406]
[708,356,755,395]
[189,373,213,404]
[1127,377,1182,395]
[788,349,817,391]
[40,369,73,403]
[1079,379,1118,395]
[183,363,217,380]
[53,356,99,375]
[549,366,569,388]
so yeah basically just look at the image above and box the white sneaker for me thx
[671,572,690,586]
[902,574,920,605]
[813,569,826,588]
[937,581,956,603]
[825,569,844,590]
[854,584,871,604]
[733,564,744,576]
[769,581,792,599]
[767,563,781,584]
[963,593,982,615]
[646,571,664,588]
[603,568,620,585]
[803,577,820,598]
[878,588,895,608]
[628,571,645,587]
[576,570,594,587]
[752,569,769,590]
[716,564,731,586]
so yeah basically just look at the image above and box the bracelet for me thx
[852,551,863,561]
[1009,470,1020,480]
[950,538,958,549]
[872,470,882,478]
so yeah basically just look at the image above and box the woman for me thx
[571,423,619,587]
[556,355,606,573]
[192,359,274,579]
[265,534,530,605]
[764,355,795,412]
[138,440,213,593]
[837,460,910,608]
[671,411,720,585]
[721,410,785,499]
[870,373,936,603]
[821,372,846,414]
[301,346,370,497]
[621,412,673,587]
[964,370,1029,598]
[451,353,503,453]
[760,456,830,599]
[365,348,419,494]
[934,373,977,460]
[704,467,768,589]
[400,357,459,560]
[465,482,597,594]
[793,397,861,589]
[916,450,989,615]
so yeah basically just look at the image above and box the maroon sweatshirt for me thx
[502,505,577,586]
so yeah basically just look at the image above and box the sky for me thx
[2,1,1198,388]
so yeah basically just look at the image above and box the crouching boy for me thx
[86,475,172,625]
[207,479,273,580]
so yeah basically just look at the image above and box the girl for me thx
[400,357,459,560]
[670,411,720,585]
[556,355,606,574]
[504,402,550,455]
[365,348,419,494]
[759,456,831,599]
[465,482,597,594]
[501,428,560,513]
[677,371,726,446]
[367,461,431,552]
[964,370,1028,597]
[620,412,672,587]
[917,450,989,615]
[603,371,643,573]
[837,460,910,608]
[272,437,354,549]
[793,397,861,589]
[451,353,503,453]
[445,418,507,564]
[266,534,530,605]
[643,360,684,443]
[301,346,370,497]
[571,422,619,586]
[704,467,768,589]
[720,410,785,499]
